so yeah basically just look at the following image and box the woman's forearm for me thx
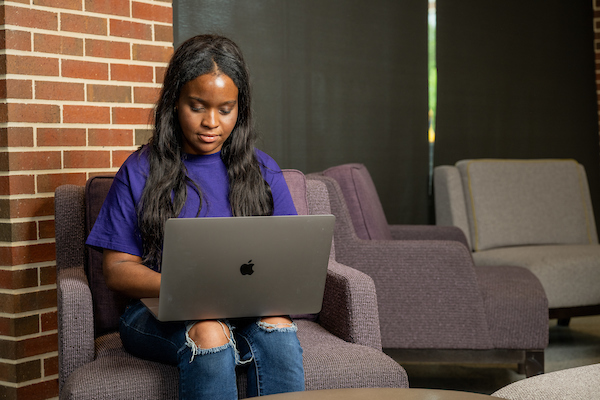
[103,249,161,299]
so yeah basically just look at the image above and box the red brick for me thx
[0,127,34,147]
[0,54,59,76]
[154,24,173,43]
[37,128,86,147]
[61,13,107,36]
[3,5,58,31]
[0,103,60,124]
[35,81,84,101]
[34,33,83,56]
[63,150,110,169]
[156,66,168,84]
[88,128,133,146]
[43,355,59,376]
[112,107,154,125]
[0,175,35,195]
[13,379,59,400]
[63,105,110,124]
[38,220,55,240]
[132,43,173,63]
[41,312,58,332]
[0,268,38,290]
[6,152,61,172]
[110,19,152,40]
[62,59,108,81]
[0,29,32,51]
[0,315,39,337]
[112,150,134,167]
[34,0,82,10]
[86,38,130,60]
[87,84,132,103]
[40,267,56,286]
[2,332,59,359]
[0,359,41,383]
[134,86,160,104]
[135,129,153,146]
[37,173,86,193]
[0,221,37,242]
[0,243,56,266]
[111,63,154,83]
[0,79,32,99]
[4,198,55,219]
[85,0,130,17]
[132,1,172,23]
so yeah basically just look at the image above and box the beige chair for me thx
[492,363,600,399]
[434,159,600,325]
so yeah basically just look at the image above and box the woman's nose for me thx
[201,110,218,129]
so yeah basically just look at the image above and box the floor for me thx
[386,316,600,395]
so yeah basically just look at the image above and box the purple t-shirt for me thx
[86,146,297,263]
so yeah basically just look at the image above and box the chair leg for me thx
[557,318,571,327]
[518,350,544,377]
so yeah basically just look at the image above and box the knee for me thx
[187,320,231,349]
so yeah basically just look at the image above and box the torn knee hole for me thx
[257,318,297,332]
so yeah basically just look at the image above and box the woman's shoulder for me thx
[113,145,151,188]
[254,148,281,171]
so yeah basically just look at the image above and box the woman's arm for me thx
[103,249,161,299]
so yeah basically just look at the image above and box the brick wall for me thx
[0,1,173,398]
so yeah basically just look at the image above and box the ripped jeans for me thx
[119,301,305,400]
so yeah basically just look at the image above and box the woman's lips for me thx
[199,133,218,143]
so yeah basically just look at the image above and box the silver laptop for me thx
[141,214,335,322]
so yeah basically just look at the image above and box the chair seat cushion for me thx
[61,322,407,399]
[492,362,600,400]
[474,244,600,309]
[475,266,548,349]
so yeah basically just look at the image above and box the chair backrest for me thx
[84,175,130,336]
[83,170,316,335]
[322,163,392,240]
[436,159,598,252]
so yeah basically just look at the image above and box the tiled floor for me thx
[387,316,600,395]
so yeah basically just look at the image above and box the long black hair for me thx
[138,34,274,268]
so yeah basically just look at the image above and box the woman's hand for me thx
[103,249,161,299]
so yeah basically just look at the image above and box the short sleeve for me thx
[256,149,298,216]
[85,152,147,257]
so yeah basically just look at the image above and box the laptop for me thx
[141,214,335,322]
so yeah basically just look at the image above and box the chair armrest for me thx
[57,267,95,391]
[389,225,470,248]
[319,260,382,351]
[335,238,492,349]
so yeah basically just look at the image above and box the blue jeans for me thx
[119,301,305,399]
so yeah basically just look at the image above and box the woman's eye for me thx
[220,109,232,115]
[191,106,204,112]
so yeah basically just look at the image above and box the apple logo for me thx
[240,260,255,275]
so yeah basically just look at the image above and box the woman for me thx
[86,34,305,399]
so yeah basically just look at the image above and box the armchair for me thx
[434,159,600,325]
[310,163,549,377]
[55,170,408,399]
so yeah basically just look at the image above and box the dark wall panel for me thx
[436,1,600,227]
[175,0,429,224]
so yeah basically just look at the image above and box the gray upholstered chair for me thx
[309,163,549,377]
[55,169,408,399]
[492,363,600,399]
[434,159,600,325]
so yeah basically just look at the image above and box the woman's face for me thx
[176,72,239,156]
